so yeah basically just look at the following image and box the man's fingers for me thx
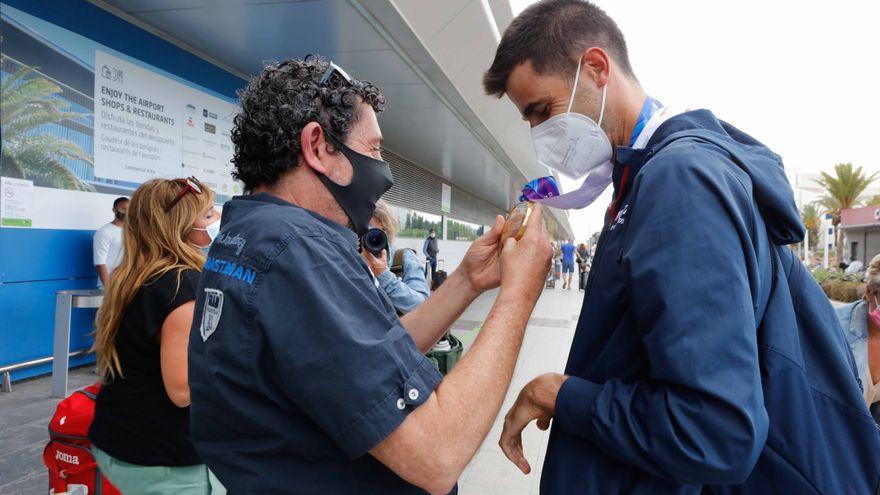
[524,203,544,237]
[475,215,505,246]
[536,416,551,431]
[490,214,504,237]
[499,402,535,475]
[500,237,517,260]
[500,420,530,474]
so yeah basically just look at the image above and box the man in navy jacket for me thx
[483,1,880,493]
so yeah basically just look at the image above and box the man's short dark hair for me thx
[113,197,129,209]
[483,0,633,97]
[231,57,385,192]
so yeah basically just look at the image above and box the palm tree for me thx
[1,61,94,191]
[800,203,820,250]
[814,163,878,264]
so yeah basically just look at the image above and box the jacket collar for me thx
[845,300,869,342]
[611,109,726,193]
[235,192,358,245]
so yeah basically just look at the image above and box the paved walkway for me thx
[0,365,96,494]
[453,285,581,495]
[0,284,583,495]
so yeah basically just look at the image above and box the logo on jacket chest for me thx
[609,204,630,231]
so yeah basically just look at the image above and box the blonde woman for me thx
[360,199,430,314]
[89,177,224,494]
[837,253,880,424]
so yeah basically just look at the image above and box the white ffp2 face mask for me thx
[527,61,614,210]
[531,61,612,180]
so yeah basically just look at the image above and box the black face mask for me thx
[320,130,393,237]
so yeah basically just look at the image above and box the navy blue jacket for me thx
[542,110,880,494]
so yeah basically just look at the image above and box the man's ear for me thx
[580,47,610,87]
[300,122,331,175]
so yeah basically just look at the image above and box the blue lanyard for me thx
[629,96,662,147]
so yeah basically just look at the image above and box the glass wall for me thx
[447,217,486,241]
[391,204,443,239]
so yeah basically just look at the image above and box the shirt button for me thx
[408,388,419,401]
[396,398,406,410]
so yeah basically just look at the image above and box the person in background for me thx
[550,241,562,284]
[422,227,440,280]
[362,199,430,314]
[93,196,128,287]
[576,242,589,291]
[845,255,864,276]
[560,239,576,290]
[89,178,223,495]
[576,242,589,264]
[836,253,880,424]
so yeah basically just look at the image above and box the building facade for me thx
[840,205,880,265]
[0,0,573,382]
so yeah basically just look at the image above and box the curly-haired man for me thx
[187,57,552,494]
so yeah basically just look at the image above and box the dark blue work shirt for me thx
[188,193,442,494]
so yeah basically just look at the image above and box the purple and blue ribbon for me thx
[519,176,561,202]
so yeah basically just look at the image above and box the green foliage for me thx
[811,267,863,283]
[813,162,877,264]
[0,60,94,191]
[446,219,482,241]
[813,162,877,223]
[400,211,442,239]
[811,267,865,302]
[800,203,820,249]
[810,268,835,284]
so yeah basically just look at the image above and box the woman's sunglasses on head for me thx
[165,176,204,212]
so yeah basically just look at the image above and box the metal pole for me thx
[0,350,91,393]
[804,227,810,265]
[51,292,73,398]
[823,214,832,269]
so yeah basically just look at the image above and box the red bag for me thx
[43,382,121,495]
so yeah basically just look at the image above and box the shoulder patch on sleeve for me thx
[200,288,224,341]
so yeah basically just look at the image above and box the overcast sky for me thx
[509,0,880,241]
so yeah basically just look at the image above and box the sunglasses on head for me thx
[320,61,353,86]
[165,176,204,212]
[304,54,354,87]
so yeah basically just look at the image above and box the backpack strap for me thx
[390,249,413,279]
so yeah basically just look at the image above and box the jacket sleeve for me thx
[554,145,769,485]
[422,239,429,257]
[377,249,430,314]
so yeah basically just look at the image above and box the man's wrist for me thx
[448,269,480,301]
[530,373,568,414]
[376,269,395,284]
